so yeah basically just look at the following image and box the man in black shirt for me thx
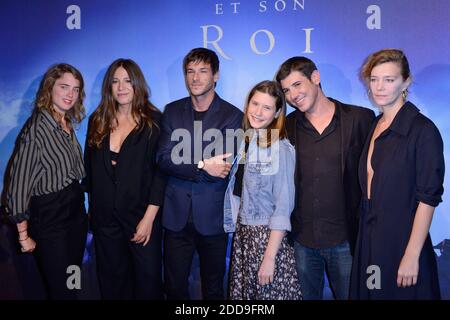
[275,57,375,300]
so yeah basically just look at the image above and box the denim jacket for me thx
[224,134,296,232]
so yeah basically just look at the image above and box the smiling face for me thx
[280,70,320,114]
[369,61,410,110]
[246,91,279,130]
[112,66,134,108]
[185,60,218,98]
[51,72,80,115]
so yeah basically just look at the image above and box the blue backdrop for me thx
[1,0,449,299]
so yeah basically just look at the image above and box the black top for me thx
[6,109,85,223]
[194,109,208,121]
[110,150,119,179]
[233,141,249,197]
[286,98,375,254]
[110,150,119,164]
[295,105,348,248]
[83,110,166,236]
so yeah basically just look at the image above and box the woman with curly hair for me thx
[5,63,88,299]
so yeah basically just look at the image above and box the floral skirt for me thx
[228,221,302,300]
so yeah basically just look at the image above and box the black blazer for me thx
[286,98,375,254]
[83,110,166,236]
[156,94,243,235]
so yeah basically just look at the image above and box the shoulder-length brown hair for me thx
[35,63,86,129]
[88,58,160,148]
[242,80,287,148]
[360,48,411,84]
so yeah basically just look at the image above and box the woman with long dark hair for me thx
[84,58,165,299]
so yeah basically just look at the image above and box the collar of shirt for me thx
[297,101,340,141]
[383,101,420,137]
[296,99,341,128]
[189,92,220,113]
[40,109,59,129]
[40,109,71,137]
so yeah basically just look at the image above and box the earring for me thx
[402,89,408,100]
[367,89,371,96]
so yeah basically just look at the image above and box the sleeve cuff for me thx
[416,192,443,208]
[268,215,291,231]
[7,211,30,224]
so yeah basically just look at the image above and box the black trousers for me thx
[164,221,228,300]
[29,181,88,300]
[93,214,163,300]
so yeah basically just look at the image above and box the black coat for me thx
[350,102,443,299]
[286,98,375,254]
[83,110,166,237]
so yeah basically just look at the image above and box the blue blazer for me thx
[157,94,243,235]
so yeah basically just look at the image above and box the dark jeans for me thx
[164,222,228,300]
[294,240,352,300]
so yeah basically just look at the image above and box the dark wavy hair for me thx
[88,58,160,148]
[183,48,219,75]
[275,56,318,83]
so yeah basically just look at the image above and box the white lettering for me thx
[259,1,267,12]
[66,5,81,30]
[259,0,305,12]
[66,265,81,290]
[250,29,275,55]
[302,28,314,53]
[175,304,210,317]
[230,2,241,14]
[171,129,191,165]
[275,0,286,12]
[293,0,305,10]
[366,265,382,290]
[201,25,231,60]
[203,129,224,160]
[215,3,224,15]
[366,5,381,30]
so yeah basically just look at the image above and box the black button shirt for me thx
[294,106,348,248]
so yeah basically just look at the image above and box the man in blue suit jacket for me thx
[157,48,243,299]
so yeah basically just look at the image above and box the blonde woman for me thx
[350,49,444,299]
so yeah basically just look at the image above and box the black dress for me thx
[350,102,444,300]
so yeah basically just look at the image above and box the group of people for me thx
[3,47,444,300]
